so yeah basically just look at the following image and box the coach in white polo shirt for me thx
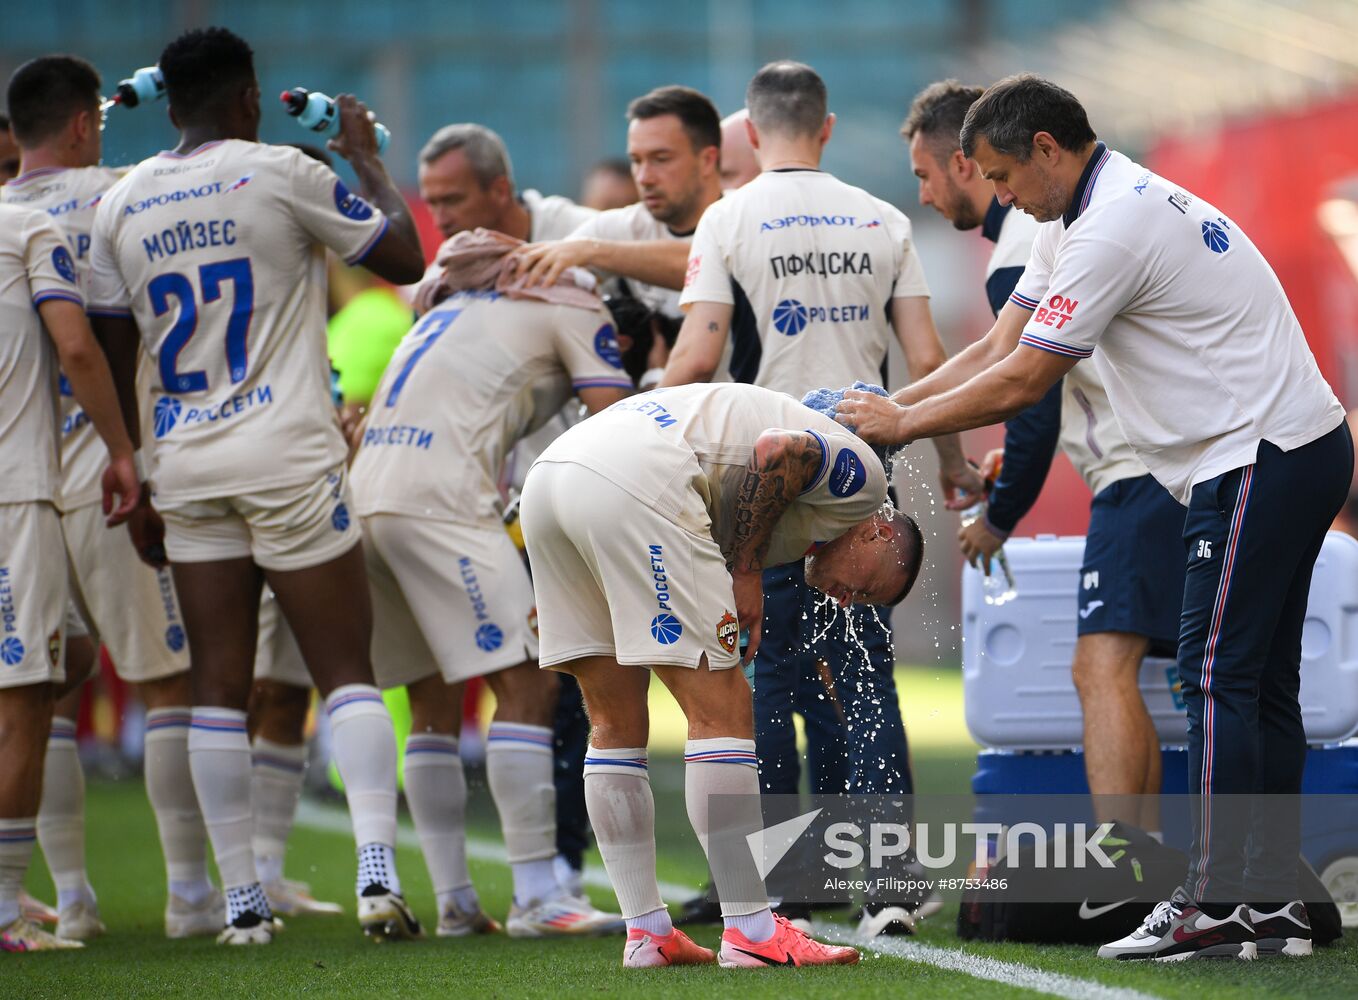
[903,79,1187,840]
[839,74,1349,962]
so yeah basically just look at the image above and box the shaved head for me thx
[719,109,760,189]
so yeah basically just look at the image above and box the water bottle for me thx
[959,494,1017,606]
[280,88,390,153]
[104,66,165,111]
[740,629,754,684]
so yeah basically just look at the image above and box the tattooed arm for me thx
[658,300,731,387]
[727,429,827,663]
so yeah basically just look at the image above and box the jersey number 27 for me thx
[149,257,254,394]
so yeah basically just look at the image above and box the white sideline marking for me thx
[295,800,695,901]
[816,923,1163,1000]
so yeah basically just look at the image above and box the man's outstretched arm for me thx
[890,301,1031,407]
[839,344,1077,446]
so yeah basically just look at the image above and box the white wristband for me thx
[640,367,665,390]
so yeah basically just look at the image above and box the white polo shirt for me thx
[982,198,1147,497]
[1010,143,1344,503]
[680,169,930,397]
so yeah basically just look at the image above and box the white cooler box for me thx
[962,531,1358,750]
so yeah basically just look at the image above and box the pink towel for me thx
[412,228,601,314]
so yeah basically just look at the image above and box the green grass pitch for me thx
[8,668,1356,998]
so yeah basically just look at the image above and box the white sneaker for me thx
[264,879,344,916]
[1,916,84,951]
[357,887,424,941]
[18,890,58,926]
[1097,889,1256,961]
[506,894,625,938]
[856,902,917,938]
[165,887,226,939]
[437,901,502,938]
[56,899,106,941]
[553,855,585,898]
[216,911,275,946]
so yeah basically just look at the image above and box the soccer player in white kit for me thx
[506,85,729,896]
[2,54,221,942]
[664,61,980,936]
[839,74,1348,962]
[521,381,924,968]
[87,28,427,944]
[350,231,633,937]
[0,201,139,953]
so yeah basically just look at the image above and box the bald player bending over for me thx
[520,381,922,969]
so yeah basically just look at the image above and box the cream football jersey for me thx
[1010,144,1344,503]
[0,203,84,504]
[680,169,930,396]
[350,292,633,527]
[4,165,125,510]
[87,139,391,502]
[536,382,888,567]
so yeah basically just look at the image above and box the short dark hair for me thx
[6,55,101,146]
[159,27,255,121]
[626,85,721,152]
[960,73,1096,162]
[902,80,983,157]
[745,61,827,139]
[885,511,925,607]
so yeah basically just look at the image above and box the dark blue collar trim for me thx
[981,196,1009,243]
[1063,141,1110,229]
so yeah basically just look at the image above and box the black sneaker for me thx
[675,884,723,926]
[1249,902,1312,957]
[1097,888,1256,961]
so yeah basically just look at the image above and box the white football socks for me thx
[36,718,95,910]
[583,744,669,933]
[404,733,476,910]
[486,722,560,906]
[325,686,399,895]
[187,707,259,894]
[685,737,773,942]
[0,818,36,928]
[145,708,212,903]
[250,737,306,886]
